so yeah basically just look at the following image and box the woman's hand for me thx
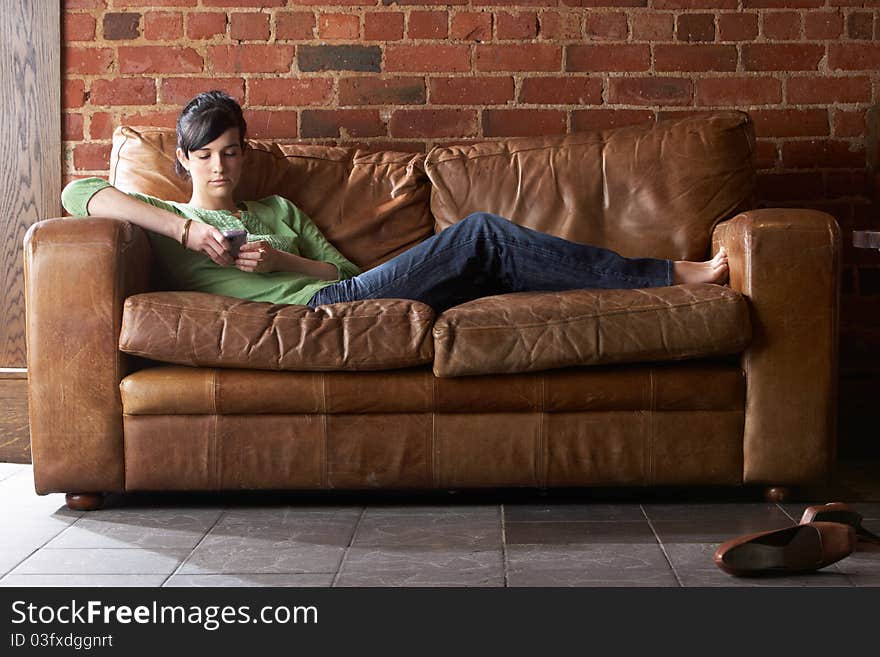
[185,221,234,266]
[235,240,279,273]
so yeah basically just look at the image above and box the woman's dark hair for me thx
[175,90,247,178]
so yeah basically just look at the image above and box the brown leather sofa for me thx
[24,111,840,510]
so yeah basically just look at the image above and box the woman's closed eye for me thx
[197,151,238,160]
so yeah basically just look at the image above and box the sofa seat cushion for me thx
[432,283,750,377]
[119,291,434,371]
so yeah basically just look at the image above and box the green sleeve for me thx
[283,200,361,281]
[61,177,181,217]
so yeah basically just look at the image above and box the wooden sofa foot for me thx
[763,487,791,503]
[65,492,104,511]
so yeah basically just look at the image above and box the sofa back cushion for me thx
[110,126,434,271]
[425,111,756,261]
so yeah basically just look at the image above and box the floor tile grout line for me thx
[0,509,87,582]
[640,504,683,588]
[160,507,228,587]
[331,506,366,588]
[500,504,509,587]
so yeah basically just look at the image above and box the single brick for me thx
[519,76,602,104]
[187,12,227,39]
[145,12,183,41]
[64,13,96,41]
[656,0,734,6]
[161,77,245,105]
[676,13,715,42]
[742,44,824,71]
[298,45,381,72]
[408,11,448,39]
[718,12,758,41]
[429,76,513,104]
[119,46,203,74]
[787,76,871,104]
[571,109,654,133]
[103,12,140,40]
[385,44,471,72]
[390,109,476,138]
[88,112,115,140]
[74,143,112,171]
[277,12,316,40]
[482,109,566,137]
[63,47,114,75]
[319,13,360,40]
[231,13,270,40]
[90,78,157,106]
[608,77,693,106]
[339,77,426,105]
[496,12,537,40]
[63,113,84,141]
[832,110,866,138]
[63,79,86,108]
[566,44,649,72]
[204,0,284,6]
[584,12,628,40]
[828,43,880,71]
[364,12,404,40]
[762,12,800,40]
[451,12,492,41]
[242,110,298,139]
[750,109,829,138]
[781,140,864,169]
[209,44,294,73]
[804,11,842,40]
[846,12,873,40]
[250,78,333,106]
[120,109,178,129]
[301,109,385,138]
[631,12,673,40]
[475,43,561,71]
[654,44,737,72]
[695,76,781,106]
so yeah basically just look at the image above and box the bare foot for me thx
[673,247,729,285]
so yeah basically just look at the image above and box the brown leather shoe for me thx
[713,522,855,577]
[799,502,880,544]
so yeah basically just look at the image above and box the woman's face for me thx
[176,127,244,203]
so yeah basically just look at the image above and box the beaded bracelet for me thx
[180,218,192,247]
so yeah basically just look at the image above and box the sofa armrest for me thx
[24,217,153,494]
[712,208,840,485]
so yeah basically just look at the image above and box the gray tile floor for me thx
[1,459,879,587]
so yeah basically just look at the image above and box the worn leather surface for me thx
[120,359,744,415]
[111,126,434,270]
[713,208,840,485]
[433,283,750,377]
[24,218,152,494]
[427,111,755,261]
[119,291,434,371]
[123,410,744,490]
[121,359,744,490]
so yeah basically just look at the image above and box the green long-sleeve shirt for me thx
[61,178,361,306]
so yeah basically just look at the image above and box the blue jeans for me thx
[307,212,673,313]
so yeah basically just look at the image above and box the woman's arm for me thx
[235,241,338,279]
[86,185,185,241]
[83,185,234,267]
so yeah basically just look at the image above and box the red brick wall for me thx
[63,1,880,446]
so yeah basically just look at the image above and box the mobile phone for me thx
[222,229,248,258]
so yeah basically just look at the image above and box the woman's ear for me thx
[175,147,189,173]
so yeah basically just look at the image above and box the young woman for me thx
[61,91,728,314]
